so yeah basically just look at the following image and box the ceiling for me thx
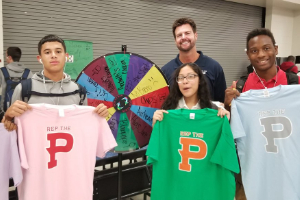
[225,0,300,10]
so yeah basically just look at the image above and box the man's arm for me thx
[161,68,172,86]
[224,81,240,111]
[214,64,227,102]
[3,83,31,131]
[161,61,175,86]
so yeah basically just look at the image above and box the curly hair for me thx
[246,28,276,49]
[161,63,212,110]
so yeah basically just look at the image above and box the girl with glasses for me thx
[152,63,229,126]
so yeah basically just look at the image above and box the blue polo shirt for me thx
[161,51,226,102]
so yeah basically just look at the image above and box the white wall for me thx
[265,4,273,29]
[267,6,294,56]
[284,0,300,4]
[292,11,300,56]
[228,0,300,59]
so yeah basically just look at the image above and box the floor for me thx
[124,194,150,200]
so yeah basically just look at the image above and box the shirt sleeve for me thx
[0,72,3,86]
[28,71,34,78]
[146,122,160,165]
[15,116,29,170]
[230,99,246,139]
[161,65,173,86]
[213,64,227,102]
[210,118,240,174]
[211,101,224,110]
[9,130,23,186]
[96,117,117,158]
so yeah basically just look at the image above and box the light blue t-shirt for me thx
[231,85,300,200]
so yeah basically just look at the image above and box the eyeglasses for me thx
[176,74,198,83]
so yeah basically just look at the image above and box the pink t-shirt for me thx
[15,104,117,200]
[0,124,22,200]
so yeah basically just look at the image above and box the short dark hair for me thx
[172,18,197,38]
[38,34,66,55]
[287,55,295,62]
[161,63,212,110]
[246,28,276,49]
[7,47,22,62]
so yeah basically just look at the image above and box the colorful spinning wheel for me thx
[76,52,169,152]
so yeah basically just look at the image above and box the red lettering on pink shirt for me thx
[46,133,73,169]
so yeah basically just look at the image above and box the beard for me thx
[176,39,196,52]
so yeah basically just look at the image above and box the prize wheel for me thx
[76,52,169,152]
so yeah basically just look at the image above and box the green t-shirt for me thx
[146,108,239,200]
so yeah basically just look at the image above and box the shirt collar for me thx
[177,97,201,109]
[252,66,283,84]
[175,51,204,69]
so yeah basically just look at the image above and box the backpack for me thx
[1,67,30,111]
[20,79,86,105]
[285,65,297,74]
[236,72,299,93]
